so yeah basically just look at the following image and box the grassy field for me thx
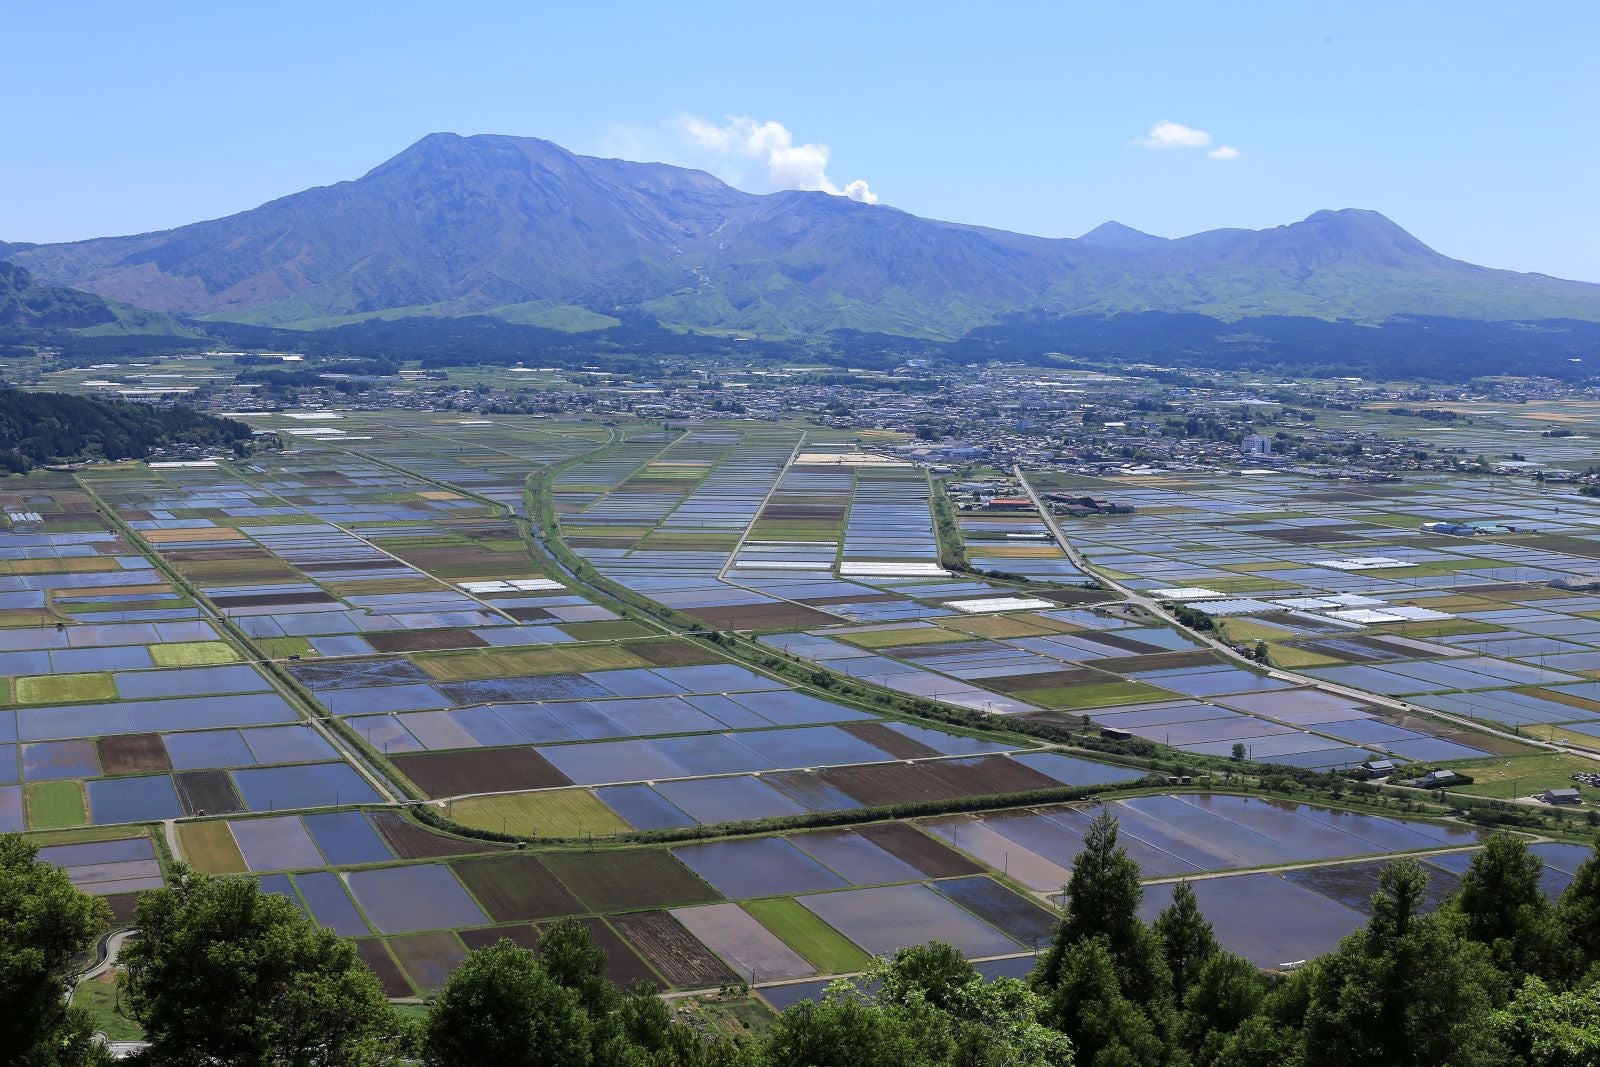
[1215,618,1297,643]
[945,615,1059,639]
[841,626,968,650]
[1263,644,1345,669]
[178,820,248,874]
[15,672,116,705]
[676,996,775,1041]
[749,523,840,542]
[1519,724,1600,752]
[1447,753,1600,800]
[555,620,654,641]
[1019,680,1175,710]
[448,789,629,838]
[73,972,144,1041]
[638,532,744,550]
[1212,617,1350,668]
[22,825,151,848]
[150,641,240,666]
[743,897,872,974]
[971,544,1067,559]
[417,645,645,681]
[1521,688,1600,715]
[258,637,313,659]
[26,780,87,829]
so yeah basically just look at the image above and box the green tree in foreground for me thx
[1154,880,1217,1003]
[0,833,112,1067]
[120,865,414,1066]
[1036,810,1168,1005]
[427,922,721,1067]
[1558,843,1600,978]
[1181,951,1266,1065]
[1042,936,1164,1067]
[1449,831,1560,981]
[1299,859,1505,1067]
[764,944,1072,1067]
[425,940,593,1067]
[1491,975,1600,1067]
[758,994,935,1067]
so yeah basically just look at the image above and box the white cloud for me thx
[1140,121,1213,149]
[1137,121,1243,161]
[676,115,877,203]
[841,179,878,205]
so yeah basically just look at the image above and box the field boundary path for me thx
[76,477,403,805]
[1014,466,1598,773]
[717,434,807,581]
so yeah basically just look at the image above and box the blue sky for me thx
[5,1,1597,280]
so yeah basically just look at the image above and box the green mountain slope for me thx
[9,135,1600,337]
[0,260,193,336]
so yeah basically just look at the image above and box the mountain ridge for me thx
[0,259,192,337]
[10,132,1600,337]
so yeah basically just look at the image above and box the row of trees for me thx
[8,818,1600,1067]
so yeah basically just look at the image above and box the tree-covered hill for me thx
[0,259,197,341]
[0,260,118,329]
[0,390,254,473]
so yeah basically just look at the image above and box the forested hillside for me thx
[0,390,254,473]
[0,261,118,329]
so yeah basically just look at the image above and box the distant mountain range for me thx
[6,132,1600,338]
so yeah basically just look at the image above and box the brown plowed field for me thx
[543,850,720,912]
[612,910,737,988]
[105,893,140,927]
[685,603,836,630]
[554,917,661,987]
[367,629,490,653]
[819,755,1057,807]
[389,931,468,992]
[984,668,1114,694]
[369,811,508,859]
[839,722,940,759]
[390,749,571,797]
[300,559,408,574]
[96,733,171,775]
[451,854,584,921]
[354,938,413,997]
[856,823,984,878]
[174,770,244,816]
[457,924,541,952]
[627,640,722,667]
[209,592,338,608]
[1090,651,1220,674]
